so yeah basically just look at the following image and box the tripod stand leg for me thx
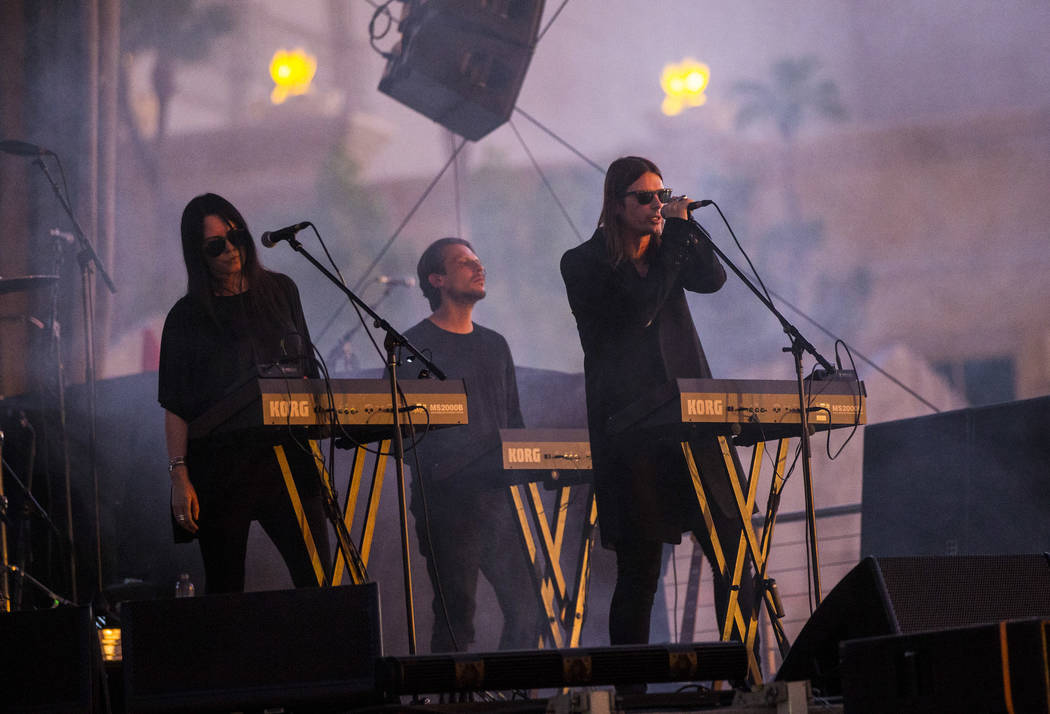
[1,429,8,611]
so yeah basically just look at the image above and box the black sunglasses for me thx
[623,188,673,205]
[203,229,248,258]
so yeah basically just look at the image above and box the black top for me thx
[157,271,317,543]
[402,318,525,489]
[561,217,732,545]
[158,272,317,424]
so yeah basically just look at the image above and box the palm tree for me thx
[119,0,236,182]
[733,56,847,143]
[731,57,848,305]
[733,56,846,222]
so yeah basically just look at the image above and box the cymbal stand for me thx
[31,156,116,604]
[7,412,37,610]
[39,233,77,604]
[1,424,68,610]
[2,564,76,607]
[1,429,8,611]
[281,233,446,655]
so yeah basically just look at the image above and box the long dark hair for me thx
[179,192,283,324]
[598,156,663,266]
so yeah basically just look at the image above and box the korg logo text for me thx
[507,447,542,463]
[686,398,724,416]
[269,400,312,418]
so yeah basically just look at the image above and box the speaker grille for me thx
[877,554,1050,633]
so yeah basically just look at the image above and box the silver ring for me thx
[176,515,186,521]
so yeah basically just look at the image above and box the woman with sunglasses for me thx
[158,192,329,593]
[560,157,756,671]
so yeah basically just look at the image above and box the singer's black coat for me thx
[560,217,740,546]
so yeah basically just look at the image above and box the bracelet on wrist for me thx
[168,456,187,473]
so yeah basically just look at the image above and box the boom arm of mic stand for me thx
[284,236,446,380]
[32,158,117,294]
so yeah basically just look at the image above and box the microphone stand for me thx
[693,207,835,608]
[282,235,445,655]
[325,285,398,373]
[31,156,117,605]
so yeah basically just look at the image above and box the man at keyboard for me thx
[403,238,539,653]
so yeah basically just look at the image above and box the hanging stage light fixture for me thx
[378,0,546,141]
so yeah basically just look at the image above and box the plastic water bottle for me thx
[174,572,195,598]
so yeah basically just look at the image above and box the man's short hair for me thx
[417,237,475,311]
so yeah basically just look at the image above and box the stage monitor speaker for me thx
[377,0,545,140]
[840,618,1050,713]
[0,605,97,713]
[776,554,1050,696]
[122,584,383,713]
[862,395,1050,557]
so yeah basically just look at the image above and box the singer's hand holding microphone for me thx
[662,196,713,266]
[661,195,712,221]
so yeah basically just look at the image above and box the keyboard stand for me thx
[330,440,391,585]
[272,439,370,587]
[508,477,597,649]
[680,435,792,683]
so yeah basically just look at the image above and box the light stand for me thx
[280,233,445,655]
[30,155,117,605]
[693,205,835,608]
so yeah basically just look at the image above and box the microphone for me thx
[687,199,713,211]
[0,139,50,156]
[377,276,417,287]
[260,221,310,248]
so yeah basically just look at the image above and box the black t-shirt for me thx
[158,272,316,424]
[402,318,524,488]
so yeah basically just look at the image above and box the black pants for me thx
[609,504,755,649]
[194,440,331,594]
[412,478,541,653]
